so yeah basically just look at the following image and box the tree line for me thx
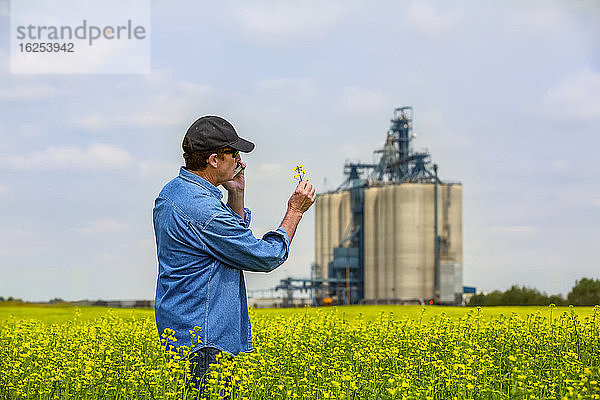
[0,296,23,302]
[0,297,62,303]
[2,279,599,307]
[468,278,600,306]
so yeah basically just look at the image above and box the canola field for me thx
[0,304,599,399]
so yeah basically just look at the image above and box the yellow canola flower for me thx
[292,163,310,182]
[1,305,599,399]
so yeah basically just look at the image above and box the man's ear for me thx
[207,153,218,168]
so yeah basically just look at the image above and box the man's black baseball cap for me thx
[182,115,255,153]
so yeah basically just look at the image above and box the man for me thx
[153,115,315,391]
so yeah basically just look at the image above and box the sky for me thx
[0,0,599,302]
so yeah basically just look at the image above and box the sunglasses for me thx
[222,148,240,158]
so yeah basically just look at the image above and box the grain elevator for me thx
[313,107,463,305]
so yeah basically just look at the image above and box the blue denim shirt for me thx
[153,167,290,356]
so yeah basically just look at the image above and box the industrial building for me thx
[277,107,463,306]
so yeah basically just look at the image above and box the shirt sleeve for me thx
[243,208,251,228]
[190,211,289,273]
[221,202,251,227]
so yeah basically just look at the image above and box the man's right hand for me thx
[287,181,316,214]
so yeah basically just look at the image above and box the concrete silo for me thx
[314,107,463,305]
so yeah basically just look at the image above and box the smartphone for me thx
[233,162,244,178]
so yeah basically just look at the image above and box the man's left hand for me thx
[223,161,246,193]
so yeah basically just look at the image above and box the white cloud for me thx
[241,77,328,126]
[0,228,39,257]
[69,71,214,130]
[254,78,317,100]
[550,159,569,172]
[554,187,600,209]
[403,2,462,36]
[72,115,107,131]
[235,2,348,43]
[139,160,178,179]
[542,69,600,121]
[0,227,37,241]
[0,185,11,198]
[0,85,59,101]
[507,0,600,37]
[338,86,388,115]
[489,225,537,235]
[509,6,563,34]
[77,218,127,235]
[413,108,473,150]
[0,143,134,171]
[249,163,288,182]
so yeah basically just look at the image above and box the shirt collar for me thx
[179,166,223,200]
